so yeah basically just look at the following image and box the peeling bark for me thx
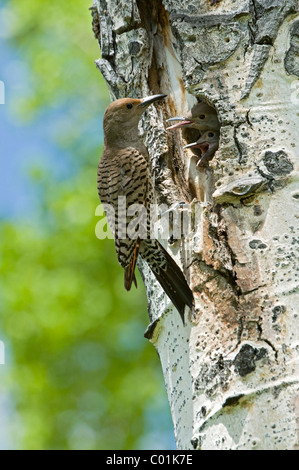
[91,0,299,450]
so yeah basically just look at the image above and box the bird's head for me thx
[103,95,167,146]
[166,102,219,131]
[184,130,220,156]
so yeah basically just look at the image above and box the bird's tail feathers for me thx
[124,239,140,290]
[152,243,194,324]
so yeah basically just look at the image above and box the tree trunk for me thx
[91,0,299,450]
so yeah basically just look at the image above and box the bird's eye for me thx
[126,103,133,109]
[199,114,205,120]
[208,132,214,137]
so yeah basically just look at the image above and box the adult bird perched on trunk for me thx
[184,130,220,166]
[166,101,220,132]
[97,94,194,324]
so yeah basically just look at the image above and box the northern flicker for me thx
[97,94,194,323]
[166,101,220,132]
[184,130,220,165]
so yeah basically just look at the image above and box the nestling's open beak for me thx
[166,116,192,130]
[183,141,201,149]
[184,139,210,157]
[137,94,167,108]
[166,116,185,122]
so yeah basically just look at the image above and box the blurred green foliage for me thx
[0,0,173,449]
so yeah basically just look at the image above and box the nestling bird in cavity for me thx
[166,101,220,132]
[97,94,194,324]
[184,130,220,166]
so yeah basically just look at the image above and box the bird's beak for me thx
[166,116,185,122]
[137,94,167,108]
[166,116,192,130]
[184,138,211,157]
[183,141,200,149]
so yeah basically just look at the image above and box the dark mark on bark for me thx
[233,343,268,377]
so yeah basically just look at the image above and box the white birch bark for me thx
[91,0,299,450]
